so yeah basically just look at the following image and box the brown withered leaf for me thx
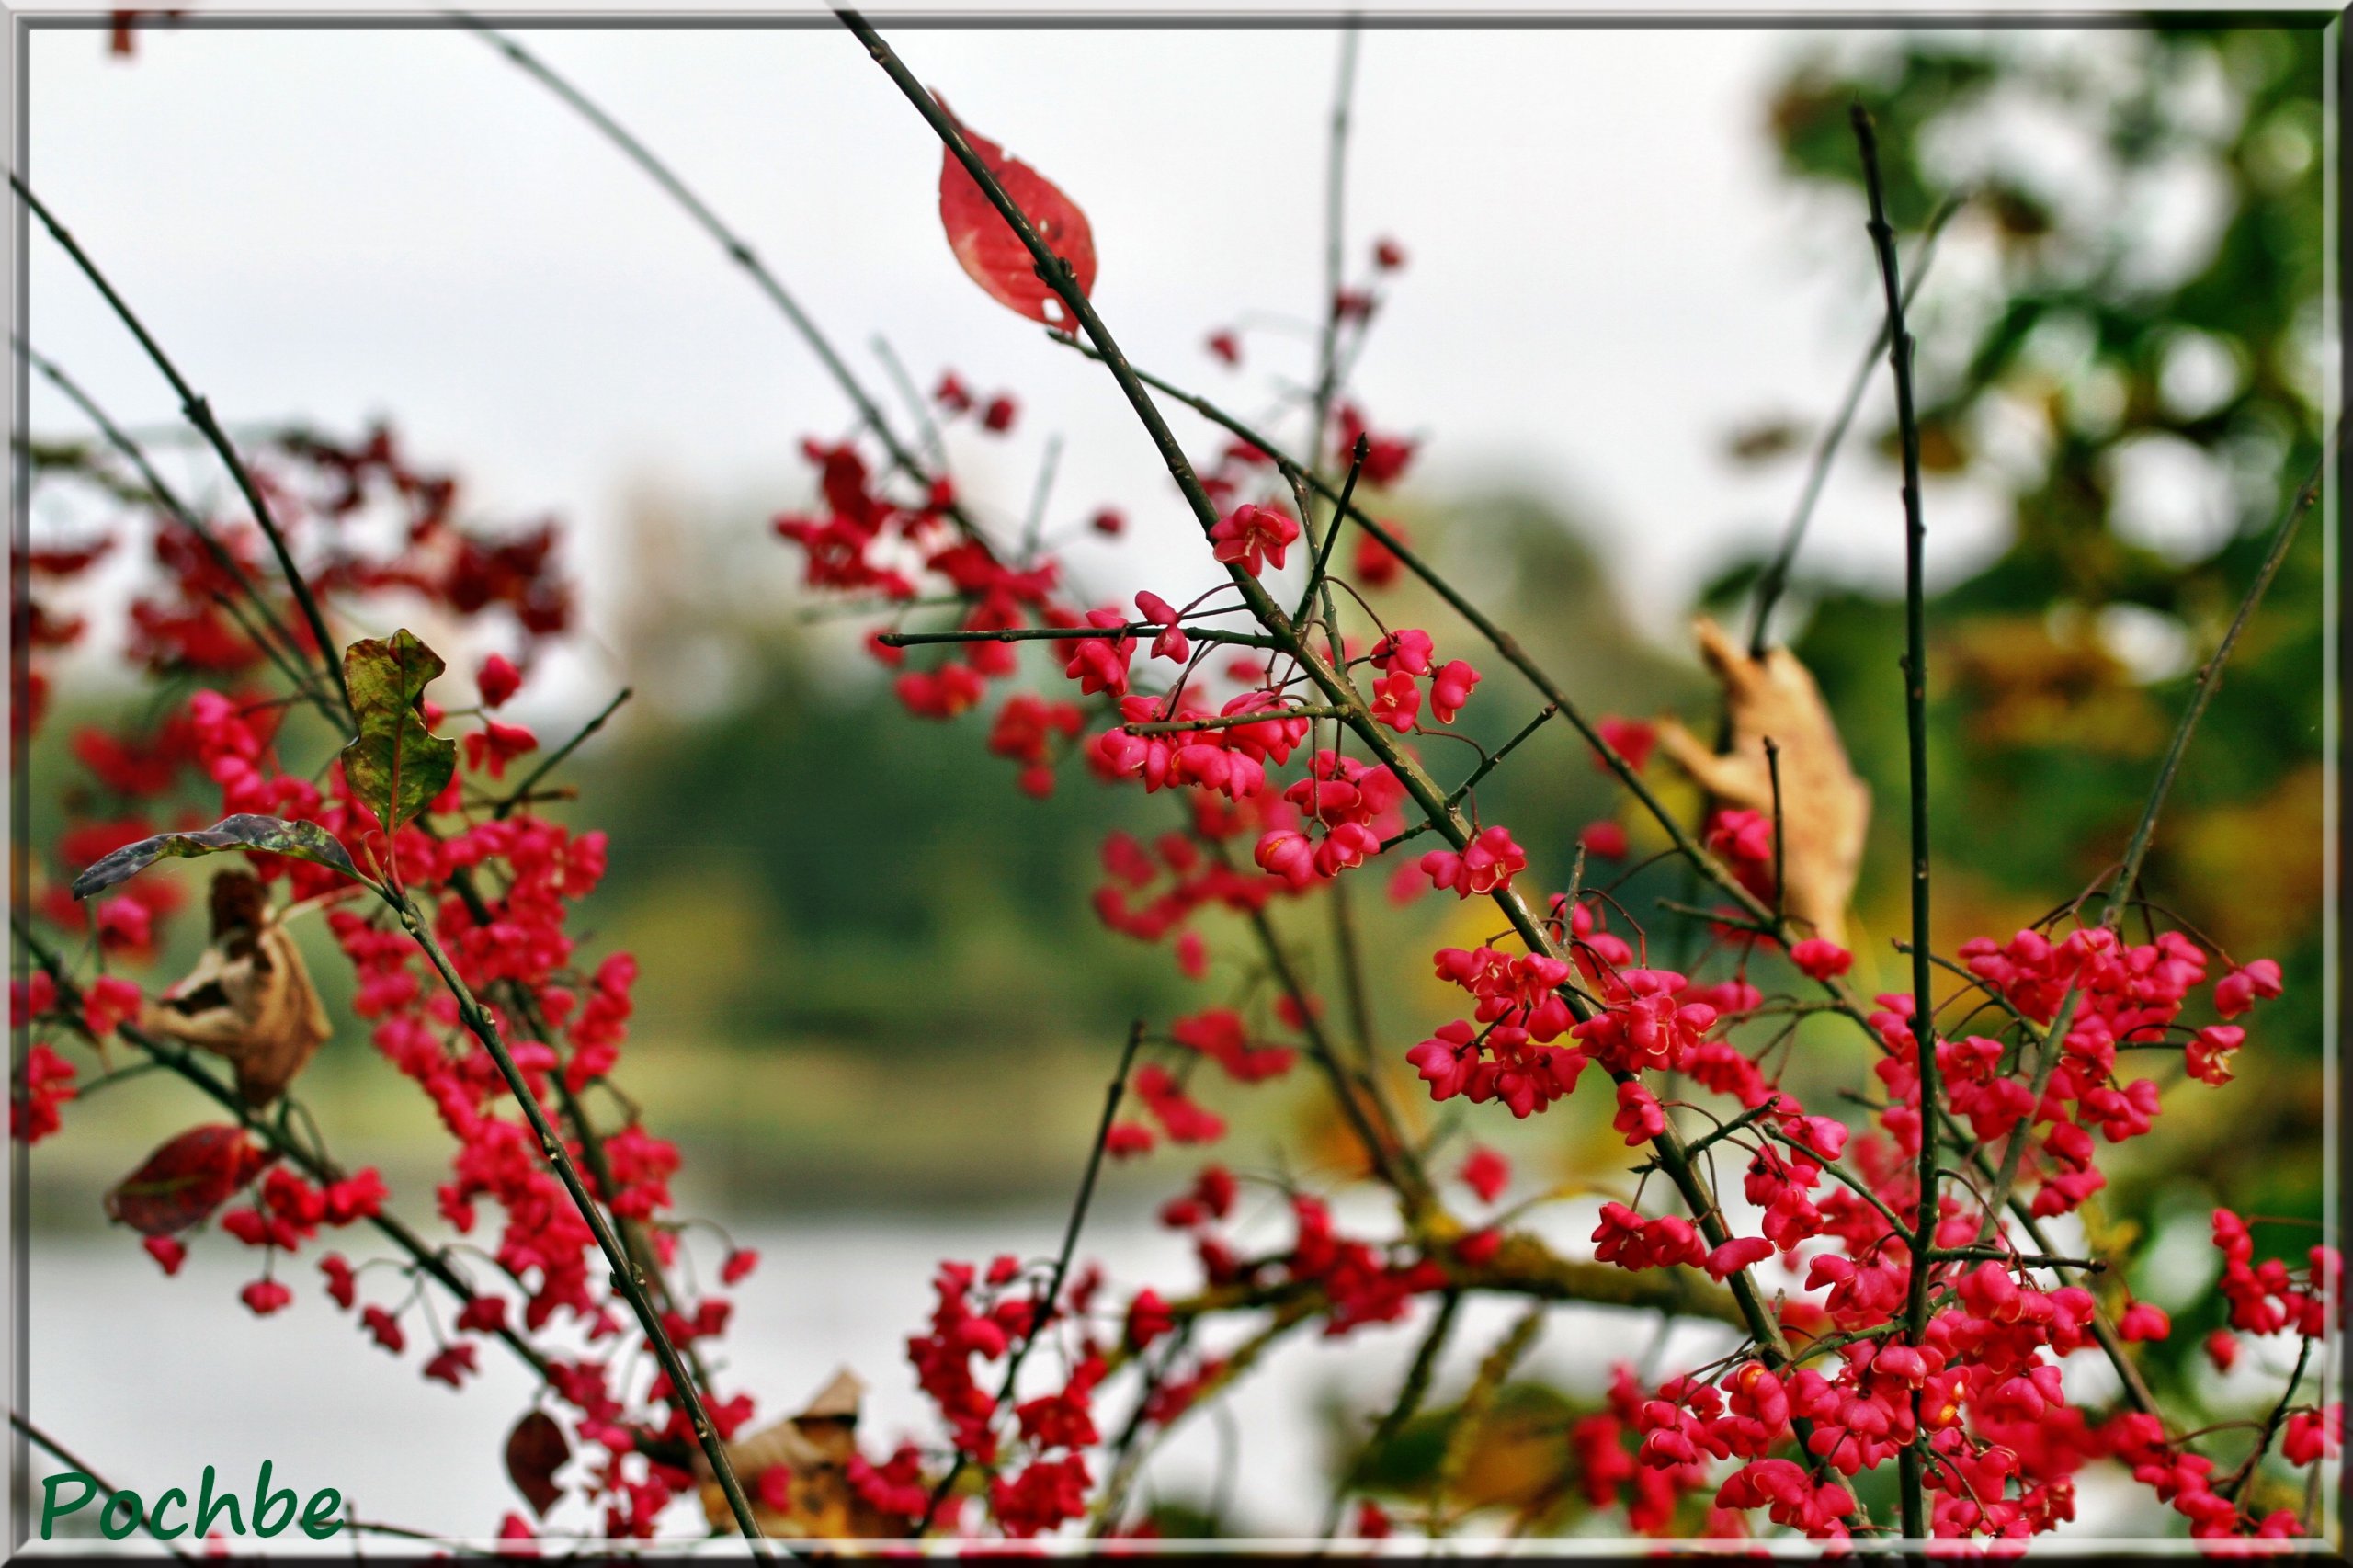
[1654,617,1871,949]
[699,1369,906,1539]
[138,871,332,1107]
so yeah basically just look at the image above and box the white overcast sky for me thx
[25,17,2096,702]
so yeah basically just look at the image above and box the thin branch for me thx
[920,1021,1144,1530]
[491,687,632,820]
[1763,1125,1907,1235]
[1684,1095,1786,1161]
[13,335,318,704]
[10,919,555,1387]
[1745,191,1967,657]
[2223,1332,2316,1504]
[11,174,348,714]
[1978,426,2337,1234]
[1853,100,1936,1545]
[1053,335,1783,936]
[1294,433,1369,629]
[11,1412,198,1558]
[841,18,1816,1460]
[457,19,997,554]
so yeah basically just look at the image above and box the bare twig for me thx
[11,174,348,713]
[491,687,632,819]
[1978,427,2338,1236]
[1852,101,1937,1544]
[11,1411,198,1557]
[2223,1333,2316,1504]
[921,1021,1144,1530]
[14,335,320,705]
[457,19,999,555]
[1745,191,1966,656]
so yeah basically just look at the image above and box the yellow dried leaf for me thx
[1654,617,1871,948]
[699,1368,907,1540]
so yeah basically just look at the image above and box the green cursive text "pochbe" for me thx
[40,1461,342,1540]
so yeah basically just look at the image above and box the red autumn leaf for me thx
[506,1408,570,1517]
[104,1123,274,1236]
[935,97,1097,327]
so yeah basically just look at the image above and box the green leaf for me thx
[71,814,362,900]
[340,629,458,831]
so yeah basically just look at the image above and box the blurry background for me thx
[17,17,2331,1540]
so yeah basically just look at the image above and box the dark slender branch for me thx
[1113,299,2186,1433]
[11,1411,198,1558]
[1019,434,1063,564]
[1979,428,2337,1233]
[1763,1124,1907,1234]
[1927,1247,2102,1270]
[11,173,349,715]
[1053,336,1786,936]
[1763,736,1786,922]
[2109,429,2337,919]
[428,851,715,1400]
[922,1022,1145,1531]
[1684,1095,1786,1161]
[2224,1333,2316,1504]
[491,687,632,820]
[1851,104,1937,1545]
[1745,192,1966,657]
[1238,888,1429,1213]
[1294,433,1369,627]
[1088,1305,1316,1536]
[460,23,878,441]
[1381,704,1557,851]
[13,335,318,702]
[1309,26,1361,460]
[383,889,767,1549]
[1453,698,1557,791]
[458,18,997,554]
[1654,898,1778,937]
[207,590,331,714]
